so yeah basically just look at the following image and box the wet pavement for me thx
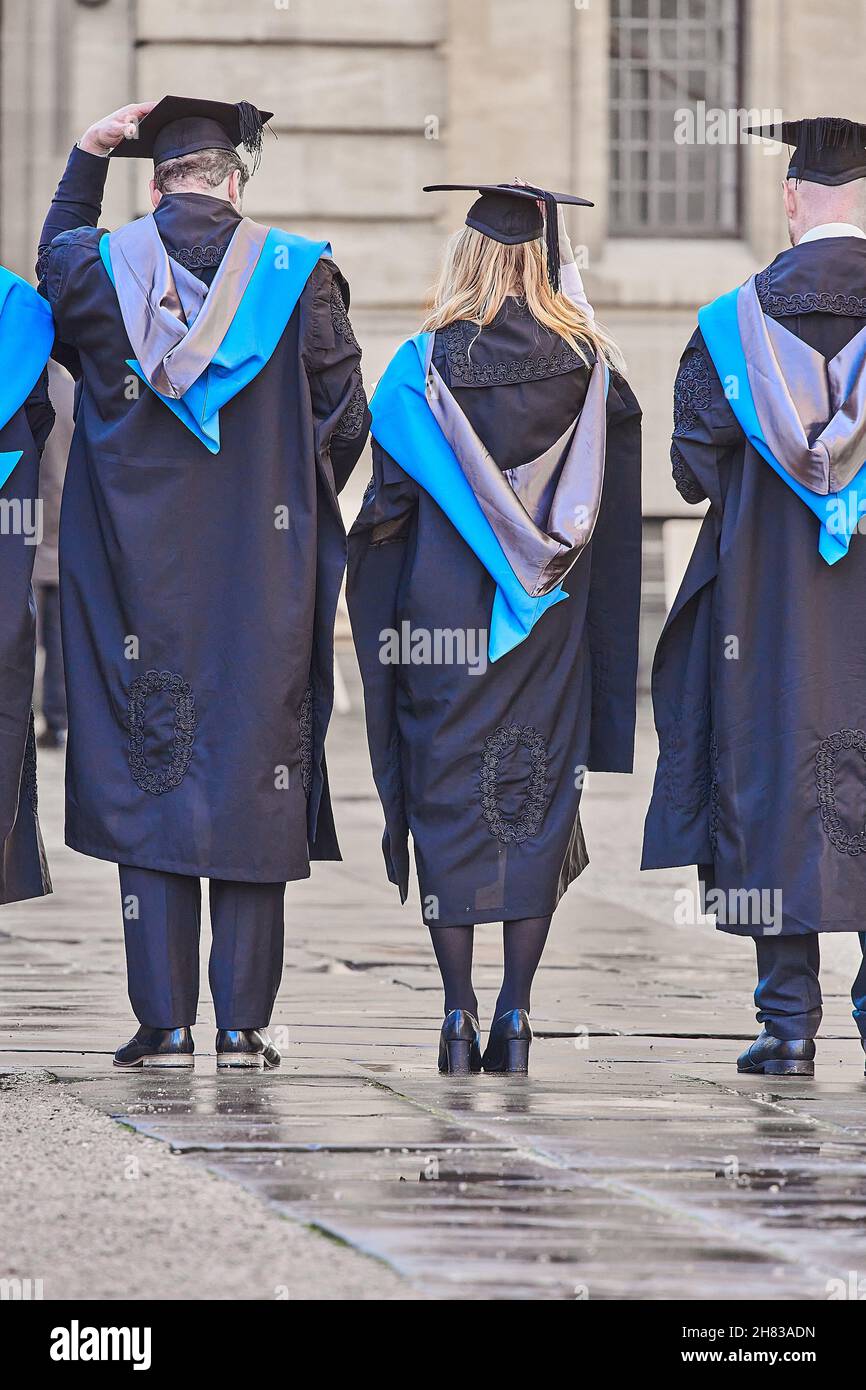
[4,649,866,1300]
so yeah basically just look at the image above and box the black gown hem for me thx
[416,895,567,928]
[0,882,53,907]
[649,860,865,937]
[64,834,312,885]
[641,854,700,871]
[716,920,866,937]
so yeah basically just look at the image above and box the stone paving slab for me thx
[0,1071,414,1301]
[39,1037,866,1301]
[5,674,866,1300]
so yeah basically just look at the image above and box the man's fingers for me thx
[112,103,155,144]
[107,102,155,131]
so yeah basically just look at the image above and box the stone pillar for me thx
[0,0,135,277]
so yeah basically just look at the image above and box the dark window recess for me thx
[609,0,742,236]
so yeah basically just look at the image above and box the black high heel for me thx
[438,1009,482,1074]
[482,1008,532,1074]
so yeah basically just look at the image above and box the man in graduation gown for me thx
[34,361,75,751]
[36,97,370,1068]
[643,118,866,1077]
[0,277,55,907]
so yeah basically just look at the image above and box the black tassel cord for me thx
[523,183,562,292]
[809,116,858,152]
[542,190,561,292]
[235,100,266,175]
[793,116,861,181]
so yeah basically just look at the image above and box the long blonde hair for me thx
[421,225,626,375]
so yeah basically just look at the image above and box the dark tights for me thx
[427,915,552,1020]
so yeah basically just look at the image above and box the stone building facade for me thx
[2,0,864,534]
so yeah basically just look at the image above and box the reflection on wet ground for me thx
[5,705,866,1298]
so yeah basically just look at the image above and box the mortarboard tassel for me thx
[791,116,860,184]
[806,116,852,162]
[541,191,561,293]
[523,184,562,291]
[236,100,264,175]
[817,116,851,149]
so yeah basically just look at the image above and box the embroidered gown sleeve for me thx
[301,259,371,495]
[0,368,54,905]
[670,327,740,507]
[586,371,642,773]
[36,145,108,377]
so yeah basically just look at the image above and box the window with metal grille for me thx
[609,0,742,236]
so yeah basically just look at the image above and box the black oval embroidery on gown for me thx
[815,728,866,855]
[298,685,313,797]
[479,724,549,844]
[127,670,196,796]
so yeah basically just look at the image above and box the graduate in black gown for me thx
[348,183,642,1073]
[36,98,370,1069]
[642,119,866,1078]
[0,278,55,907]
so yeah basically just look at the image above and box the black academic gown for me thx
[642,235,866,935]
[0,376,55,904]
[348,301,642,925]
[36,147,370,883]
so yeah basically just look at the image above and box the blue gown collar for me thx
[371,331,577,661]
[100,225,330,454]
[699,283,866,564]
[0,267,54,491]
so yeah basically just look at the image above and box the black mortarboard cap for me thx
[109,96,273,174]
[747,117,866,186]
[423,182,594,291]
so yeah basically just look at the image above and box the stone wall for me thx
[3,0,866,519]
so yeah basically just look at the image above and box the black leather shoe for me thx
[438,1009,482,1074]
[215,1028,280,1069]
[737,1029,815,1077]
[482,1008,532,1074]
[113,1026,194,1069]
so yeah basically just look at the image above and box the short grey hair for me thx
[153,147,249,197]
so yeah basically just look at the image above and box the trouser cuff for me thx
[761,1011,821,1042]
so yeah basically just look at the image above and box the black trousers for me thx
[119,864,286,1030]
[36,583,66,734]
[754,933,866,1041]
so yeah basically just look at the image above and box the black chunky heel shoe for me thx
[480,1011,536,1073]
[737,1029,815,1077]
[482,1009,532,1074]
[438,1009,482,1074]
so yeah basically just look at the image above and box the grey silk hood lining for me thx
[738,276,866,494]
[109,211,269,400]
[423,337,607,597]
